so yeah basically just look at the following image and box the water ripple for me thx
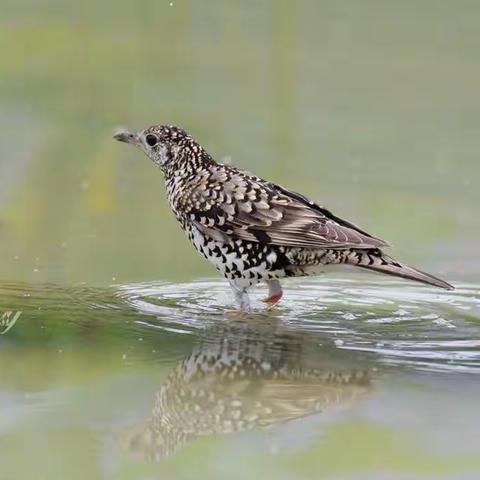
[118,276,480,374]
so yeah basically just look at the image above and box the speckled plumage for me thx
[118,325,371,462]
[114,124,453,308]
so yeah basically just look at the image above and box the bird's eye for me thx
[145,134,158,147]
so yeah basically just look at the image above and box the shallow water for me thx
[1,277,480,479]
[2,0,480,478]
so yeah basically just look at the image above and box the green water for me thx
[1,279,480,479]
[1,0,480,479]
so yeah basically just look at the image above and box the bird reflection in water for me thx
[118,318,374,462]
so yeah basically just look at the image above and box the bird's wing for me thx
[181,167,390,249]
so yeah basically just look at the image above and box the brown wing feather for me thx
[182,166,389,250]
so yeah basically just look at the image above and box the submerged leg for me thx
[262,279,283,306]
[229,280,251,311]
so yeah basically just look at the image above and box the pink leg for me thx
[262,280,283,306]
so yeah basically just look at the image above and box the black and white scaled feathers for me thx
[114,125,453,309]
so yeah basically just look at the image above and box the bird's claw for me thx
[261,291,283,307]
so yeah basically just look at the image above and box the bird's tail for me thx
[350,249,454,290]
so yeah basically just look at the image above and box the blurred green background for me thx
[2,2,480,479]
[1,0,478,287]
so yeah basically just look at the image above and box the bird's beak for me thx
[113,129,139,145]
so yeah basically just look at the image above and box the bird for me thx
[114,124,454,310]
[117,322,372,462]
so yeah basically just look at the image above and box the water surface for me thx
[1,1,480,478]
[1,277,480,479]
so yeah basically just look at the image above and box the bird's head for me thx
[114,124,206,172]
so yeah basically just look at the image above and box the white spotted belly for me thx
[188,225,284,284]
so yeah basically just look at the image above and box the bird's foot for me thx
[229,280,251,311]
[262,280,283,307]
[261,291,283,306]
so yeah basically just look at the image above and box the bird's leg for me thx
[262,279,283,306]
[229,280,251,311]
